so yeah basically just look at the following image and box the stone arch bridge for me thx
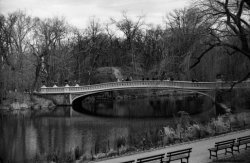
[37,80,250,105]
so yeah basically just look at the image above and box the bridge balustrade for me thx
[41,87,65,93]
[39,80,250,94]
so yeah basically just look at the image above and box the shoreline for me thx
[0,91,56,111]
[90,128,250,163]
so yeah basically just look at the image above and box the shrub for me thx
[125,146,137,153]
[116,136,126,149]
[106,149,118,157]
[186,124,201,139]
[119,145,127,154]
[162,126,177,144]
[211,116,230,133]
[200,124,215,137]
[235,112,247,124]
[163,126,175,136]
[93,152,106,160]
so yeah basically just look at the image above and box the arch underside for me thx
[71,87,215,105]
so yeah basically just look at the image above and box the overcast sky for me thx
[0,0,189,28]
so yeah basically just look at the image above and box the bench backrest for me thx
[215,139,235,148]
[121,161,135,163]
[166,148,192,157]
[237,135,250,142]
[136,153,164,163]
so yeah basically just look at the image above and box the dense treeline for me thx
[0,0,249,96]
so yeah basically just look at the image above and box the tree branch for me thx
[190,44,215,69]
[229,71,250,91]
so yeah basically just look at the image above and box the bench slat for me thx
[137,157,163,162]
[167,150,191,157]
[121,160,135,163]
[137,154,164,163]
[239,140,250,144]
[166,154,189,161]
[166,148,192,163]
[238,135,250,140]
[215,139,235,145]
[238,137,250,141]
[167,148,192,155]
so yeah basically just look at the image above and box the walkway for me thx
[89,129,250,163]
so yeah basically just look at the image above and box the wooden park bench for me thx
[233,135,250,152]
[208,139,235,159]
[164,148,192,163]
[136,153,165,163]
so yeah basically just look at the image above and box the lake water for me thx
[0,93,219,163]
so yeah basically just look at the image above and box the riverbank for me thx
[73,111,249,162]
[0,91,55,111]
[89,129,250,163]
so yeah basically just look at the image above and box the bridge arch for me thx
[39,80,250,106]
[71,87,216,107]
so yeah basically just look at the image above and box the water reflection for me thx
[75,93,207,117]
[0,94,214,163]
[0,107,184,162]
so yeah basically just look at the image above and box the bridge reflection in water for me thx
[73,91,209,117]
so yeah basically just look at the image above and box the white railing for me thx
[39,80,250,94]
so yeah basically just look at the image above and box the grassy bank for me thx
[0,91,55,111]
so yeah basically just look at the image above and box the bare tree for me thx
[30,17,68,89]
[0,11,37,91]
[111,11,145,76]
[164,7,210,80]
[9,11,35,69]
[84,17,112,84]
[0,14,16,70]
[191,0,250,82]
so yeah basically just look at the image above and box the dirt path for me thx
[88,129,250,163]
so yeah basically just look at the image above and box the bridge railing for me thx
[39,80,250,94]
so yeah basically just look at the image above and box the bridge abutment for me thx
[38,93,71,105]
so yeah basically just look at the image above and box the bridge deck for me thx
[39,80,250,94]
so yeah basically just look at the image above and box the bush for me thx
[162,126,177,144]
[235,112,247,124]
[211,116,230,134]
[106,149,118,157]
[116,136,126,149]
[186,124,201,139]
[93,152,107,160]
[200,124,215,137]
